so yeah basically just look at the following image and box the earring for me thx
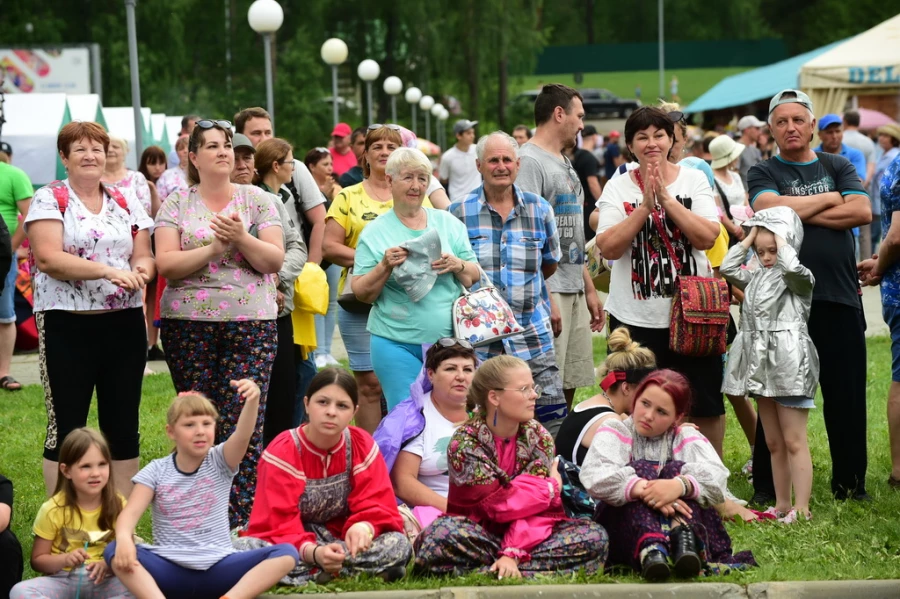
[492,409,498,427]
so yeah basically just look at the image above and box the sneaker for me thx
[315,355,328,369]
[641,549,671,582]
[777,509,812,524]
[324,354,341,366]
[741,458,753,478]
[724,488,748,507]
[762,506,786,519]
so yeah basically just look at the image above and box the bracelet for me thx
[312,546,323,568]
[677,476,687,497]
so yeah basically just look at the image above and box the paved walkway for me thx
[8,287,887,388]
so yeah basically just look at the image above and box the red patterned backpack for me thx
[650,210,730,357]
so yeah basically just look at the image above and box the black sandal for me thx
[0,375,22,391]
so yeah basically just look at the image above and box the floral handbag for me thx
[650,211,730,357]
[452,265,524,347]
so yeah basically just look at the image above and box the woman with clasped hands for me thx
[594,106,724,453]
[154,118,284,530]
[351,148,478,413]
[26,121,155,498]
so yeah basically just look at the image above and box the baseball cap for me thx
[608,130,620,138]
[582,124,598,137]
[232,133,256,152]
[453,119,478,135]
[737,115,765,131]
[331,122,352,137]
[818,114,842,131]
[0,141,11,155]
[768,89,813,115]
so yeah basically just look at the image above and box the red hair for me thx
[630,369,692,417]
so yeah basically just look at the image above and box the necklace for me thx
[366,180,392,202]
[396,207,426,229]
[599,390,616,410]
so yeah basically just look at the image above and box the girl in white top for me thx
[108,384,299,599]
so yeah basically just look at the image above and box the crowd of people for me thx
[0,80,899,598]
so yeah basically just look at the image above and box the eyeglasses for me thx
[495,385,543,398]
[437,337,474,350]
[278,159,294,166]
[195,119,233,130]
[368,124,402,131]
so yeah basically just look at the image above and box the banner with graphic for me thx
[0,48,91,94]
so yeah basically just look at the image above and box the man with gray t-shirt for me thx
[517,84,605,412]
[737,115,765,192]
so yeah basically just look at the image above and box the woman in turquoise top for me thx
[353,148,478,411]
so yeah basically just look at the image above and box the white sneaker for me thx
[315,355,327,369]
[324,354,341,366]
[725,488,748,506]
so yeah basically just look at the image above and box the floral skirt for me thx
[413,515,608,577]
[596,460,757,575]
[235,524,412,587]
[161,318,277,529]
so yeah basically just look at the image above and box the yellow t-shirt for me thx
[33,492,126,569]
[326,182,433,293]
[706,223,729,269]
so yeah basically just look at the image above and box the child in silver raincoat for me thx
[720,206,819,524]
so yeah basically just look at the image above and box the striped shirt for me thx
[133,443,238,570]
[450,184,561,360]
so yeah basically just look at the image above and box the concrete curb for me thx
[261,579,900,599]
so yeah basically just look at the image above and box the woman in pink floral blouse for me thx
[154,119,284,529]
[26,121,155,497]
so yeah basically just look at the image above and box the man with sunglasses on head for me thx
[450,131,566,436]
[234,107,327,268]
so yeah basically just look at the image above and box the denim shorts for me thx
[0,260,18,323]
[337,306,372,372]
[883,302,900,382]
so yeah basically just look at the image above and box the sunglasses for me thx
[195,119,233,130]
[314,147,329,153]
[436,337,474,350]
[368,123,402,131]
[668,110,685,123]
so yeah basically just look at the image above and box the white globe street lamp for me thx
[321,38,349,127]
[431,103,444,149]
[383,76,403,123]
[357,59,380,126]
[405,87,422,133]
[438,108,450,149]
[248,0,284,128]
[419,95,435,141]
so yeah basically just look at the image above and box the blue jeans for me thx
[103,542,297,599]
[294,350,317,426]
[315,264,341,357]
[370,334,424,412]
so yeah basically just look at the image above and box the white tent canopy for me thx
[151,113,170,152]
[801,13,900,117]
[166,116,184,147]
[66,94,106,127]
[102,107,152,169]
[3,93,69,186]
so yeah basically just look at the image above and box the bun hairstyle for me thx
[596,327,656,391]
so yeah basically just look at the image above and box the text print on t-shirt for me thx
[156,477,217,534]
[778,174,834,197]
[550,172,584,265]
[629,195,700,300]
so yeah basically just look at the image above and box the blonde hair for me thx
[467,355,529,419]
[108,135,129,154]
[596,327,657,389]
[167,392,219,427]
[385,147,432,178]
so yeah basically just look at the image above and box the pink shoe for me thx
[777,509,812,524]
[762,506,785,519]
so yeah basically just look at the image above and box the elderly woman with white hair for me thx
[101,135,154,216]
[353,148,479,411]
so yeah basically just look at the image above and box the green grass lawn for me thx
[5,336,900,593]
[515,67,749,108]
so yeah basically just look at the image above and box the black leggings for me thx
[263,314,296,448]
[38,309,146,461]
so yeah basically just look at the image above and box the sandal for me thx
[0,375,22,391]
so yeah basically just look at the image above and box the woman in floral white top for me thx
[26,121,155,497]
[154,119,284,529]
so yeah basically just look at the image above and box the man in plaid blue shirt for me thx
[449,131,568,436]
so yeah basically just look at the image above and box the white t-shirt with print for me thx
[438,145,482,202]
[25,180,154,312]
[714,171,746,209]
[596,167,717,329]
[402,392,460,498]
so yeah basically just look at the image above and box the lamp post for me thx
[658,0,665,99]
[405,87,422,133]
[383,76,402,123]
[248,0,284,128]
[357,60,380,125]
[321,38,349,127]
[419,95,434,141]
[438,108,449,150]
[124,0,143,158]
[430,103,444,149]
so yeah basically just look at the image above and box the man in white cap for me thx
[439,119,482,202]
[749,89,872,502]
[736,115,765,192]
